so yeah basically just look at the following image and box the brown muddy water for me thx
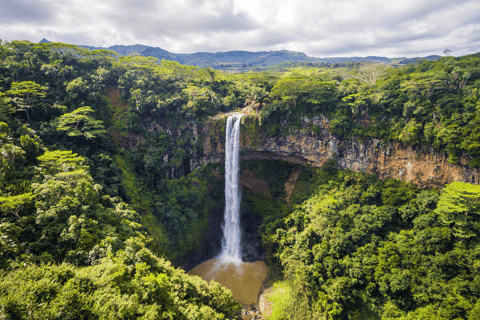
[189,259,269,305]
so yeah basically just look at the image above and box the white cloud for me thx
[0,0,478,57]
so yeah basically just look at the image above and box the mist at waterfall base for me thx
[189,114,268,305]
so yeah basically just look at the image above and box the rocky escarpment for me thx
[194,113,480,189]
[125,108,480,189]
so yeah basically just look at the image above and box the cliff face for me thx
[195,114,480,189]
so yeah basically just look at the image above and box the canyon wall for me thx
[194,114,480,189]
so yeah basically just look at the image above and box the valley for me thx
[1,40,480,319]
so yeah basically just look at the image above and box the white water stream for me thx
[219,113,243,264]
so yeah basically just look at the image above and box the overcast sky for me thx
[1,0,479,58]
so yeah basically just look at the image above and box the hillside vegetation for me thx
[258,162,480,319]
[0,40,480,319]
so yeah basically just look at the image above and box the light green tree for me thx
[244,87,270,114]
[434,181,480,238]
[0,193,36,218]
[160,60,198,81]
[53,106,106,139]
[0,92,15,123]
[356,62,390,86]
[37,150,88,174]
[65,77,87,100]
[271,75,308,107]
[6,81,46,120]
[201,67,217,83]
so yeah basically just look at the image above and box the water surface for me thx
[189,259,268,305]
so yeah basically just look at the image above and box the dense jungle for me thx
[1,40,480,319]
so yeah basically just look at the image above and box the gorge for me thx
[2,41,480,320]
[189,114,269,307]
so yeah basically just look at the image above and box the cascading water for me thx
[189,113,269,305]
[219,113,243,264]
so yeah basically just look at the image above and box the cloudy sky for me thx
[1,0,479,58]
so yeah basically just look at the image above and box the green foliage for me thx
[243,160,296,199]
[6,81,46,120]
[0,258,240,319]
[54,106,107,139]
[159,59,198,81]
[0,93,15,124]
[0,41,242,317]
[37,150,88,174]
[271,74,309,107]
[434,181,480,238]
[114,152,168,255]
[0,193,36,218]
[270,69,336,116]
[261,165,480,320]
[181,85,221,118]
[266,281,293,320]
[397,119,421,145]
[114,151,217,263]
[256,52,480,167]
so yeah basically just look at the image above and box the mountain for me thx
[42,39,441,69]
[80,43,324,68]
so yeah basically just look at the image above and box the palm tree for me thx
[244,87,270,114]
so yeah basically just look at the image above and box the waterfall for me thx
[220,113,243,264]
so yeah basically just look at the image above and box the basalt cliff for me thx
[191,113,480,189]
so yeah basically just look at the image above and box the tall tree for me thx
[356,62,390,86]
[6,81,46,120]
[435,181,480,238]
[53,106,107,140]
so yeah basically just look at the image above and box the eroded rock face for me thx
[109,81,478,190]
[195,114,480,189]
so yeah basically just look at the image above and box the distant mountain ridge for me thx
[39,38,441,69]
[80,43,324,68]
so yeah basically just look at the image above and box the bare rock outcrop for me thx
[195,114,480,189]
